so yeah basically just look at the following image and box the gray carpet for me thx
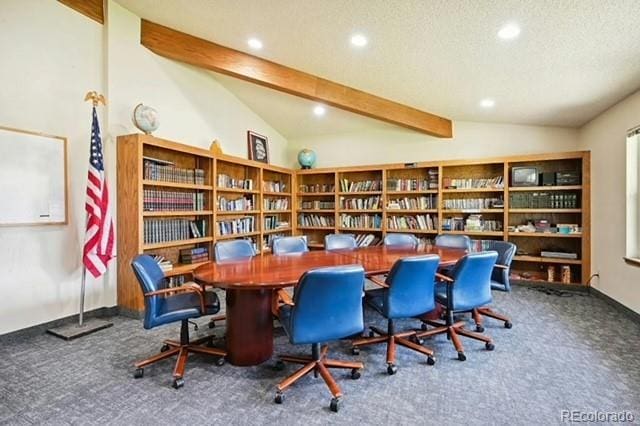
[1,286,639,425]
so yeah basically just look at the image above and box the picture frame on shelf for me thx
[247,131,269,164]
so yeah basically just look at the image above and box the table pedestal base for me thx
[225,288,274,366]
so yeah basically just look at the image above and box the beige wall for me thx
[287,121,580,168]
[579,90,640,314]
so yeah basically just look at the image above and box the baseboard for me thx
[589,287,640,324]
[0,306,120,339]
[118,307,145,320]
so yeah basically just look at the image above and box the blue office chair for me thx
[435,234,472,250]
[384,233,419,248]
[272,236,309,255]
[417,251,498,361]
[131,255,226,388]
[351,255,440,375]
[208,240,257,329]
[325,233,357,250]
[274,265,365,412]
[472,240,516,331]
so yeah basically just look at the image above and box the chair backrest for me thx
[214,239,256,262]
[289,265,365,344]
[324,233,357,250]
[448,251,498,310]
[131,254,167,329]
[480,240,516,291]
[273,236,309,255]
[384,233,419,248]
[384,255,440,318]
[435,234,472,250]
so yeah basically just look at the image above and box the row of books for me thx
[510,193,579,209]
[464,214,503,231]
[339,196,381,210]
[443,176,504,189]
[386,174,438,191]
[387,196,437,210]
[264,198,289,210]
[217,195,255,211]
[180,247,209,264]
[300,200,335,210]
[151,255,172,272]
[143,190,206,211]
[353,233,382,247]
[264,216,290,231]
[443,197,503,210]
[339,214,382,229]
[387,214,438,231]
[143,159,205,185]
[217,216,255,236]
[298,214,335,228]
[217,174,254,190]
[299,183,335,193]
[144,219,207,244]
[339,179,382,192]
[263,181,288,193]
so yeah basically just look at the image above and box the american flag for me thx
[83,107,115,278]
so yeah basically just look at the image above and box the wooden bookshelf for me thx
[117,134,295,313]
[295,151,590,285]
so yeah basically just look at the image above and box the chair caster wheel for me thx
[351,368,361,380]
[485,342,495,351]
[368,330,375,338]
[387,364,397,375]
[133,368,144,379]
[172,377,184,389]
[426,356,436,366]
[475,325,485,332]
[410,335,424,345]
[274,360,286,371]
[274,391,284,404]
[160,344,170,352]
[193,324,199,331]
[421,323,428,331]
[504,321,512,329]
[215,357,225,366]
[457,352,467,361]
[330,397,340,412]
[208,321,216,329]
[351,347,360,356]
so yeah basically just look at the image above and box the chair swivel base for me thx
[473,307,512,332]
[274,344,363,412]
[418,320,494,361]
[352,324,436,375]
[133,330,226,389]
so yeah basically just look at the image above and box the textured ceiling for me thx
[116,0,640,135]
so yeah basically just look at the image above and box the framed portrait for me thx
[247,131,269,164]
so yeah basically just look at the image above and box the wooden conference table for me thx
[193,245,467,366]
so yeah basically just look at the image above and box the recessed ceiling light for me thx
[497,23,521,40]
[480,98,496,108]
[350,34,368,47]
[313,105,326,116]
[247,37,263,50]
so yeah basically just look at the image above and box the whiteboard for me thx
[0,126,68,225]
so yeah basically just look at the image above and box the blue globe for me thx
[297,149,316,169]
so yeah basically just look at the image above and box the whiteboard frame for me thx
[0,125,69,226]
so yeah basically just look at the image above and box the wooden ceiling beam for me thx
[140,20,453,138]
[58,0,104,24]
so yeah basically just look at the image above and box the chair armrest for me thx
[277,289,295,306]
[369,276,389,288]
[436,272,454,283]
[144,285,205,313]
[494,264,509,270]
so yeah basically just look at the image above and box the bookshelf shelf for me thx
[143,210,214,217]
[298,226,335,230]
[217,187,260,194]
[263,210,292,213]
[387,229,438,234]
[508,185,582,192]
[386,209,438,214]
[442,230,504,237]
[513,255,582,265]
[216,232,260,241]
[308,243,325,249]
[263,227,292,235]
[143,237,214,250]
[441,188,504,193]
[298,209,335,213]
[263,191,292,196]
[509,209,582,213]
[163,261,209,277]
[338,209,383,213]
[338,191,383,195]
[443,209,504,213]
[387,190,439,195]
[216,210,261,215]
[297,192,335,196]
[142,180,213,191]
[509,232,582,238]
[338,227,382,232]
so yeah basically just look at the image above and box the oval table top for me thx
[193,244,467,290]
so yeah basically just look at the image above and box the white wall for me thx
[288,121,580,167]
[579,90,640,314]
[0,0,105,334]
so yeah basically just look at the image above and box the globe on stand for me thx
[132,103,160,135]
[297,149,316,169]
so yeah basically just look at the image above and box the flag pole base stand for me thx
[46,319,113,341]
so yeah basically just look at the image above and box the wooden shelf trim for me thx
[143,210,214,217]
[263,228,293,235]
[142,180,213,190]
[216,210,261,215]
[509,209,582,213]
[441,188,504,193]
[442,209,504,213]
[296,192,336,196]
[215,232,260,240]
[262,191,292,196]
[338,209,383,213]
[508,232,582,238]
[143,237,213,250]
[513,255,582,265]
[442,230,504,236]
[386,209,438,214]
[163,261,209,277]
[508,185,582,192]
[216,187,260,194]
[387,190,439,195]
[386,229,438,234]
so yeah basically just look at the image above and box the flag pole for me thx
[46,91,113,340]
